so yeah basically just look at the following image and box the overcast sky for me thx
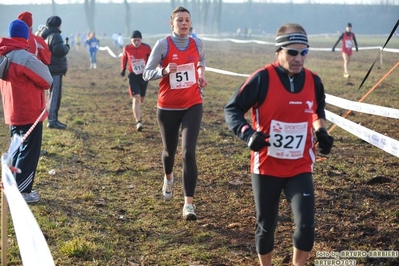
[1,0,396,5]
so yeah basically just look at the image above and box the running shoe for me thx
[162,178,173,201]
[136,122,143,131]
[182,204,197,221]
[22,191,40,203]
[343,73,350,78]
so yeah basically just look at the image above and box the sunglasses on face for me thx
[281,47,309,57]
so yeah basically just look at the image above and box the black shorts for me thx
[128,72,148,97]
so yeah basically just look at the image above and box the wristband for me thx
[241,124,250,133]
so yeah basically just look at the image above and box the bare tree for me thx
[124,0,131,36]
[211,0,222,34]
[198,0,211,33]
[52,0,56,15]
[84,0,96,32]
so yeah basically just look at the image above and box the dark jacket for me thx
[38,26,69,75]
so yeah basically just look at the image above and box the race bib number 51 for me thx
[169,63,196,89]
[267,120,308,159]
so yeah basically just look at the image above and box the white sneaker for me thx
[22,191,40,203]
[162,178,173,201]
[136,122,143,131]
[182,204,197,221]
[93,63,97,69]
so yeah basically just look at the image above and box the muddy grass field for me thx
[0,35,399,266]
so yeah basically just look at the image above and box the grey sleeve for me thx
[143,38,168,81]
[194,38,206,68]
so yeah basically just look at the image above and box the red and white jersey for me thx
[251,64,317,177]
[121,43,151,75]
[158,36,202,109]
[342,32,354,55]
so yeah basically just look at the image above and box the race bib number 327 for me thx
[267,120,308,159]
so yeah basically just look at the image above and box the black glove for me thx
[247,131,270,152]
[316,128,334,155]
[120,69,125,77]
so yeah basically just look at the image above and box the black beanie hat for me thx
[347,23,352,28]
[46,16,62,27]
[131,30,142,39]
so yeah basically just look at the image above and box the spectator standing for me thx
[112,32,118,48]
[85,31,100,69]
[224,23,334,265]
[117,33,124,50]
[37,15,70,129]
[0,20,53,203]
[332,22,358,78]
[120,30,151,131]
[17,11,51,65]
[143,6,208,221]
[74,32,81,50]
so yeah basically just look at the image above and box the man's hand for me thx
[316,128,334,155]
[247,131,270,152]
[120,69,126,77]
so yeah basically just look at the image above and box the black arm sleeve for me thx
[332,33,343,49]
[224,68,269,142]
[313,73,326,120]
[352,33,358,50]
[51,33,69,57]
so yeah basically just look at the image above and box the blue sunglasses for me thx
[281,47,309,56]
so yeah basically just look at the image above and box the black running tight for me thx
[157,104,203,197]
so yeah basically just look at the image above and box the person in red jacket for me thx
[332,22,358,78]
[120,30,151,131]
[0,19,53,203]
[225,23,333,266]
[17,11,51,65]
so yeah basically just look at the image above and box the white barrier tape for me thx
[326,94,399,119]
[200,36,275,45]
[206,67,250,77]
[98,46,122,58]
[2,135,55,266]
[98,41,397,59]
[383,47,399,53]
[326,110,399,158]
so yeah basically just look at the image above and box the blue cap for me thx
[8,19,29,40]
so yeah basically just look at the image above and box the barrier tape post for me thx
[1,180,7,266]
[328,61,399,134]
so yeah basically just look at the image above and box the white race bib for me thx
[132,59,146,75]
[169,63,196,89]
[345,39,353,48]
[267,120,308,159]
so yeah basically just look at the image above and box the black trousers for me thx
[47,74,63,123]
[11,122,43,193]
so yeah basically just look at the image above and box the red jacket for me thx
[28,31,51,65]
[0,37,53,126]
